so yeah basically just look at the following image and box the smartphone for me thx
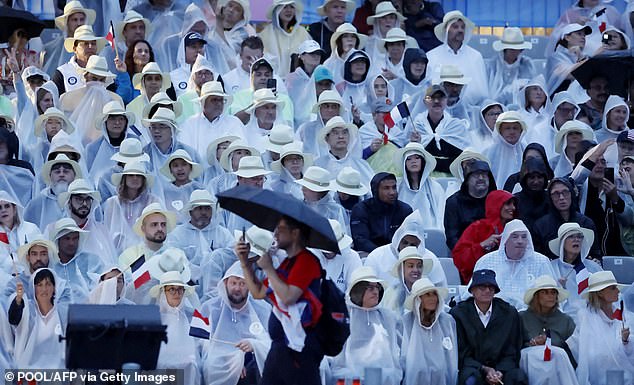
[266,78,277,93]
[602,33,612,44]
[605,167,615,183]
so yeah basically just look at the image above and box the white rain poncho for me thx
[0,165,34,209]
[396,149,445,230]
[364,210,447,288]
[159,179,205,224]
[330,299,402,384]
[305,194,348,234]
[179,113,246,162]
[167,215,234,267]
[155,288,201,385]
[470,100,503,149]
[200,262,272,385]
[0,270,14,371]
[323,48,349,86]
[335,50,372,123]
[297,119,326,158]
[15,80,59,157]
[567,303,634,385]
[23,188,65,231]
[550,233,602,320]
[102,190,161,255]
[487,52,536,106]
[50,249,104,304]
[0,190,40,273]
[268,166,303,200]
[517,75,550,132]
[391,110,470,154]
[400,296,458,385]
[207,1,256,70]
[525,91,579,161]
[259,3,311,78]
[483,123,526,188]
[473,220,557,310]
[207,173,238,197]
[519,345,579,385]
[545,44,584,97]
[313,248,362,295]
[143,137,202,195]
[9,268,70,369]
[60,81,123,147]
[315,152,374,190]
[243,112,289,153]
[286,66,319,128]
[596,95,630,167]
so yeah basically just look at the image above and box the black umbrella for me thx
[217,185,340,253]
[571,55,634,98]
[0,7,45,42]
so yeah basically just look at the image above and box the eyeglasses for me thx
[550,190,571,198]
[165,287,185,295]
[71,195,93,204]
[365,283,381,292]
[567,233,584,240]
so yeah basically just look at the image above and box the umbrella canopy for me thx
[0,7,45,42]
[217,185,340,253]
[572,55,634,99]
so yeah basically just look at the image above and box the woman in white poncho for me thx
[483,111,527,189]
[568,271,634,385]
[0,190,40,274]
[595,95,630,167]
[7,268,69,369]
[323,23,367,85]
[158,149,204,224]
[201,261,271,385]
[393,142,445,230]
[329,266,402,385]
[150,271,201,385]
[516,75,550,131]
[401,277,457,385]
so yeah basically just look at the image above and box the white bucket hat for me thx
[55,1,96,32]
[404,277,448,311]
[270,142,313,173]
[132,202,177,237]
[111,161,154,188]
[367,2,406,26]
[246,88,285,114]
[523,275,569,305]
[184,189,216,212]
[207,135,241,166]
[347,266,386,297]
[198,80,232,105]
[110,138,150,164]
[434,10,475,42]
[317,0,355,16]
[330,23,367,56]
[295,166,332,192]
[233,225,274,258]
[42,154,82,185]
[95,100,136,131]
[147,248,191,283]
[132,62,171,91]
[264,124,295,154]
[159,149,203,181]
[51,217,87,241]
[328,219,352,251]
[439,64,471,85]
[219,140,259,172]
[390,246,434,278]
[554,120,594,154]
[142,92,183,120]
[148,269,194,298]
[116,10,152,39]
[449,149,490,181]
[267,0,304,21]
[141,107,178,129]
[78,55,116,79]
[64,24,106,53]
[34,107,75,137]
[379,28,418,53]
[581,271,626,299]
[18,235,59,267]
[493,27,532,51]
[217,0,251,23]
[547,222,595,257]
[319,116,358,145]
[330,167,368,196]
[233,156,272,178]
[312,89,343,114]
[393,142,437,174]
[57,178,101,207]
[494,110,527,134]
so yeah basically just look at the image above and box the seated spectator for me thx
[370,27,418,81]
[358,100,400,173]
[0,191,39,273]
[332,167,370,221]
[297,89,347,157]
[551,120,594,177]
[513,157,552,232]
[617,155,634,255]
[313,219,362,294]
[439,64,470,122]
[364,2,405,67]
[595,95,630,166]
[382,246,434,316]
[157,149,205,223]
[474,219,557,310]
[545,23,592,97]
[308,0,355,58]
[208,0,256,70]
[390,48,430,108]
[269,142,312,200]
[503,143,553,193]
[402,0,444,52]
[287,49,333,127]
[350,172,412,254]
[517,75,549,130]
[295,166,348,229]
[483,111,527,189]
[335,50,372,127]
[243,88,288,152]
[323,23,367,85]
[471,100,503,149]
[577,75,609,131]
[449,269,528,385]
[96,138,149,203]
[453,190,517,283]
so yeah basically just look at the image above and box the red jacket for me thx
[452,190,517,283]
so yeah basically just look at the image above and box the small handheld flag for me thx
[574,263,590,294]
[130,254,151,289]
[384,101,410,129]
[189,309,211,339]
[105,21,115,51]
[543,329,552,362]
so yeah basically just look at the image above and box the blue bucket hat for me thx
[469,269,500,293]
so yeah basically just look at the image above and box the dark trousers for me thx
[259,341,322,385]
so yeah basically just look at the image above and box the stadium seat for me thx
[433,176,460,195]
[603,256,634,285]
[526,35,550,59]
[424,229,451,258]
[468,35,497,59]
[438,257,461,285]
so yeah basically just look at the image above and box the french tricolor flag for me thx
[105,21,116,51]
[574,263,590,294]
[543,329,552,361]
[384,101,410,129]
[189,309,211,339]
[130,254,151,289]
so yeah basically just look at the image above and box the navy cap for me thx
[617,130,634,144]
[469,269,500,293]
[184,32,207,47]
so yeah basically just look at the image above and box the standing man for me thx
[236,215,323,385]
[308,0,356,58]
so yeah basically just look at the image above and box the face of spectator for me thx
[385,41,405,61]
[189,205,212,229]
[409,60,426,80]
[536,288,558,311]
[74,40,98,62]
[565,131,583,150]
[466,170,489,197]
[420,291,438,312]
[225,276,248,306]
[142,213,167,243]
[526,85,546,110]
[28,245,49,272]
[143,74,163,98]
[603,30,627,50]
[215,141,231,162]
[340,33,358,53]
[124,174,145,190]
[442,82,463,98]
[618,141,634,158]
[252,67,273,90]
[44,118,63,140]
[123,20,146,43]
[222,1,245,28]
[499,199,516,221]
[586,77,609,106]
[301,52,322,69]
[598,284,620,304]
[377,14,397,36]
[194,70,214,89]
[185,42,205,65]
[255,103,277,127]
[164,285,185,307]
[319,103,340,122]
[279,4,296,26]
[503,48,522,64]
[607,106,628,131]
[349,60,367,80]
[471,284,495,305]
[58,231,80,258]
[50,163,76,185]
[0,201,16,227]
[106,115,127,137]
[590,157,606,180]
[405,154,423,173]
[240,46,263,73]
[66,12,86,35]
[190,20,208,35]
[373,77,388,98]
[302,186,327,203]
[204,96,226,120]
[325,1,348,25]
[498,122,523,145]
[70,194,93,219]
[132,42,151,69]
[483,105,503,130]
[282,154,304,177]
[397,235,420,251]
[150,123,173,148]
[230,149,251,171]
[525,173,546,191]
[361,282,381,308]
[565,30,586,49]
[238,175,266,188]
[315,79,333,97]
[325,127,350,152]
[34,277,55,304]
[424,92,447,114]
[446,19,466,47]
[549,182,572,212]
[554,102,577,128]
[620,160,634,186]
[402,258,422,289]
[39,92,54,113]
[169,158,192,184]
[377,178,397,204]
[563,232,584,256]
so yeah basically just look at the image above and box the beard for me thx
[146,231,166,244]
[70,204,90,219]
[51,181,70,195]
[227,290,248,305]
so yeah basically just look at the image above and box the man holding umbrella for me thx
[235,215,324,385]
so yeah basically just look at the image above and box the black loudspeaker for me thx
[65,304,167,370]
